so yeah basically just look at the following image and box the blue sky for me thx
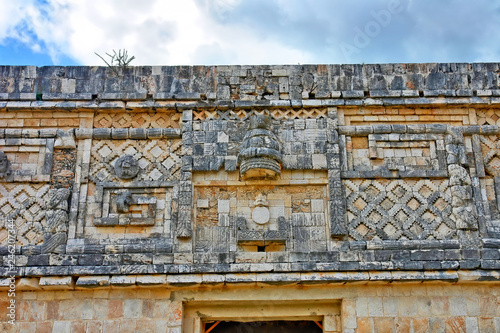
[1,0,500,66]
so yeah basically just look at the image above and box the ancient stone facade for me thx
[0,63,499,332]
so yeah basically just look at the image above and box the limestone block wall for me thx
[1,282,499,333]
[0,64,500,331]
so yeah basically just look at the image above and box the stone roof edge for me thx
[2,96,500,112]
[1,63,500,100]
[2,270,499,291]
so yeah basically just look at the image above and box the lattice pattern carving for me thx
[0,183,50,245]
[476,110,500,126]
[192,108,327,121]
[480,135,500,177]
[344,179,455,241]
[93,112,181,129]
[90,139,182,183]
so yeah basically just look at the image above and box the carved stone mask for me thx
[114,155,140,179]
[448,165,471,186]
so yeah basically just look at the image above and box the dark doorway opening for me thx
[205,320,323,333]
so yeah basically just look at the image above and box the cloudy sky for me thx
[0,0,499,66]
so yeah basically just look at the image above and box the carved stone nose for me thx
[238,113,282,180]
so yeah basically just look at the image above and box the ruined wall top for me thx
[1,63,500,104]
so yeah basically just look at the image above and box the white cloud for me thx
[0,1,29,40]
[0,0,314,65]
[1,0,500,65]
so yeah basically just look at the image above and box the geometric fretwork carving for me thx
[90,139,182,183]
[344,179,455,241]
[93,112,181,129]
[192,108,328,121]
[346,133,447,175]
[92,183,173,227]
[480,135,500,177]
[0,183,50,245]
[476,109,500,126]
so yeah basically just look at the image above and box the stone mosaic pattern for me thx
[194,182,329,253]
[90,139,182,183]
[191,112,330,172]
[193,108,328,121]
[477,109,500,126]
[344,179,454,241]
[479,134,500,177]
[92,184,173,229]
[342,107,471,126]
[1,64,500,278]
[93,112,180,129]
[346,134,446,174]
[0,183,49,245]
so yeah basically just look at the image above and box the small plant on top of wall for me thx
[95,49,136,76]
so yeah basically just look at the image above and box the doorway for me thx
[204,320,323,333]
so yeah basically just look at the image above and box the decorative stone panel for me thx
[91,182,174,228]
[192,108,328,121]
[0,137,54,182]
[93,111,180,129]
[0,131,76,248]
[344,179,455,241]
[341,107,470,126]
[90,139,182,183]
[0,183,49,245]
[476,109,500,126]
[193,171,329,252]
[479,134,500,177]
[238,114,283,180]
[344,133,447,177]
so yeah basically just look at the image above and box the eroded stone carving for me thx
[42,188,71,253]
[251,194,270,225]
[54,129,76,149]
[176,206,192,239]
[114,155,140,179]
[0,151,11,178]
[238,113,282,180]
[116,190,133,213]
[449,164,478,230]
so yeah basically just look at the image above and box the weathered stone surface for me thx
[2,62,500,333]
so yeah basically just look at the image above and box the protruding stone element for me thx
[54,129,76,149]
[0,151,11,177]
[252,194,270,225]
[448,164,478,230]
[39,276,74,290]
[42,188,71,253]
[76,276,110,289]
[238,113,282,180]
[116,190,133,213]
[114,155,140,179]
